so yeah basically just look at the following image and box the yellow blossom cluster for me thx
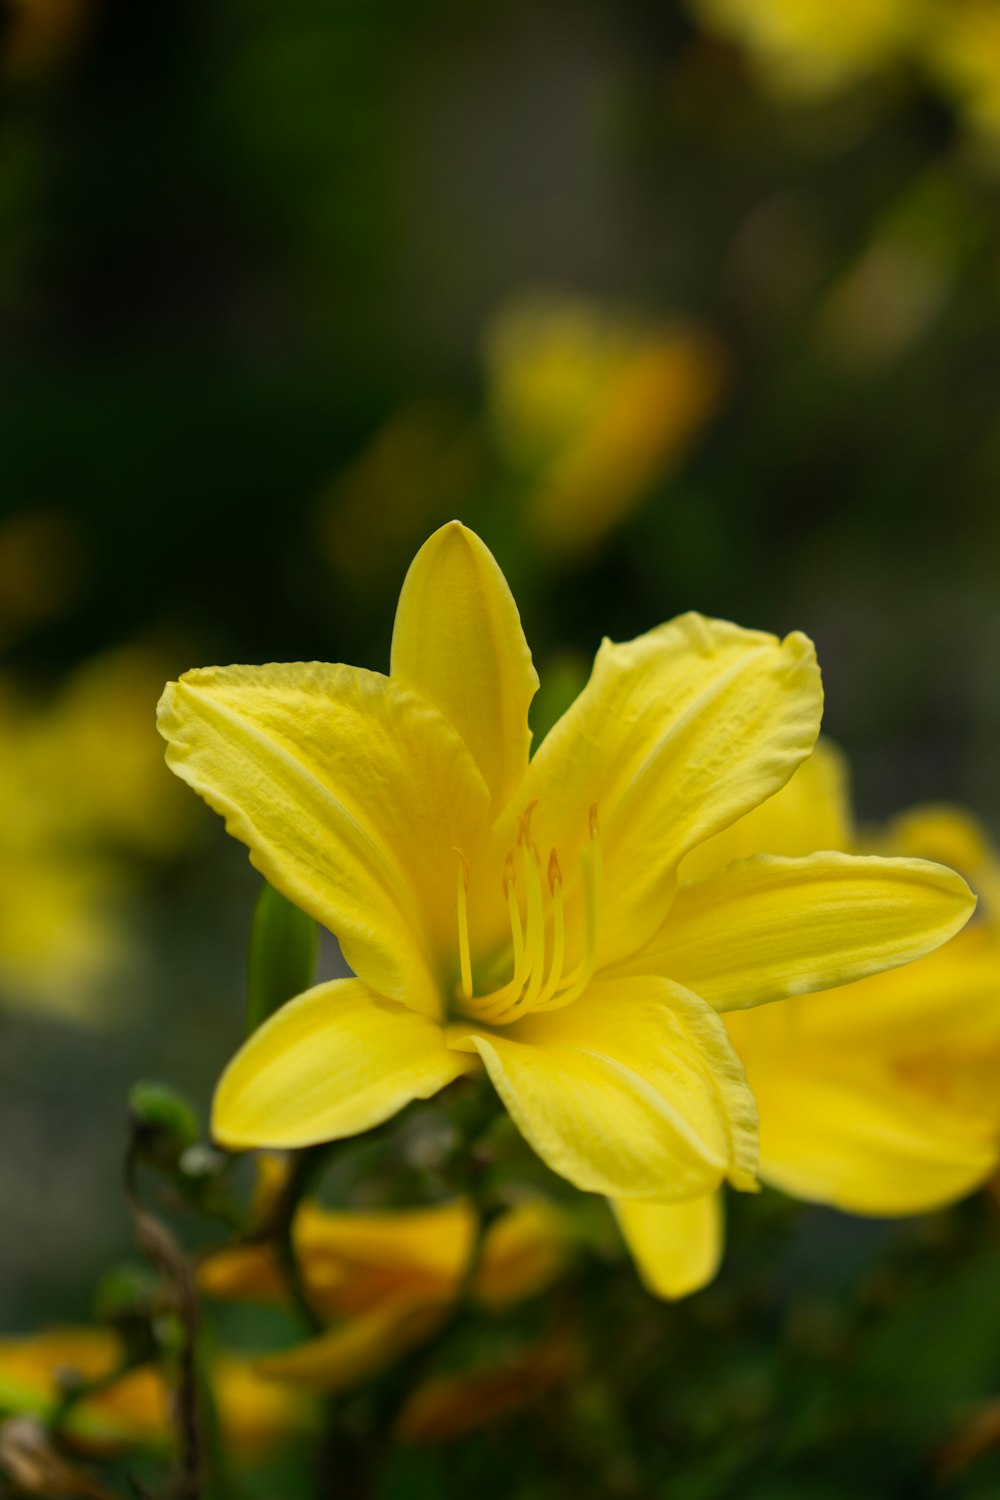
[688,0,1000,159]
[0,647,194,1019]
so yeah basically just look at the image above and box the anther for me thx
[589,802,600,840]
[502,851,517,895]
[452,847,471,890]
[547,848,562,893]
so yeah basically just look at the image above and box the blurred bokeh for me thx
[3,0,1000,1494]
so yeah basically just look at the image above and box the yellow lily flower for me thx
[688,0,924,102]
[158,523,973,1205]
[0,1327,309,1459]
[618,745,1000,1300]
[199,1196,572,1395]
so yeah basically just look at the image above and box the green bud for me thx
[128,1081,200,1166]
[247,880,318,1034]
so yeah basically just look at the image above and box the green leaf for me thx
[247,879,318,1034]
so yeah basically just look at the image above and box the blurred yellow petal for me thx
[396,1339,581,1444]
[631,852,974,1011]
[492,614,821,968]
[158,663,490,1016]
[212,979,477,1150]
[391,521,538,811]
[0,1329,308,1459]
[254,1290,452,1395]
[473,1200,572,1310]
[612,1192,724,1300]
[925,1,1000,153]
[753,1062,999,1215]
[450,976,757,1200]
[212,1357,314,1458]
[296,1199,474,1282]
[680,738,852,883]
[875,803,1000,918]
[782,926,1000,1054]
[690,0,920,102]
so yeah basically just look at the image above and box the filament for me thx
[453,848,473,1001]
[453,802,604,1023]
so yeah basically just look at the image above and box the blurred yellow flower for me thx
[0,647,195,1017]
[618,745,1000,1300]
[688,0,924,101]
[922,1,1000,157]
[485,294,725,558]
[0,1327,309,1459]
[200,1196,572,1395]
[159,523,971,1205]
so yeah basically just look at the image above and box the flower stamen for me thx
[454,802,603,1023]
[452,847,474,1002]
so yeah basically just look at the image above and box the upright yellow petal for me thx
[680,738,852,883]
[752,1063,999,1216]
[390,522,538,812]
[628,852,974,1011]
[449,976,757,1201]
[212,979,477,1150]
[612,1192,724,1300]
[158,663,490,1016]
[487,614,822,969]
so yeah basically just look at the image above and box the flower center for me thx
[452,802,603,1025]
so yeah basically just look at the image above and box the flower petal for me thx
[473,1201,572,1310]
[875,804,1000,919]
[679,738,852,884]
[449,976,757,1200]
[627,852,975,1012]
[612,1192,724,1300]
[212,979,477,1151]
[777,926,1000,1053]
[158,662,490,1016]
[391,522,538,812]
[489,614,821,969]
[254,1290,452,1395]
[752,1062,999,1215]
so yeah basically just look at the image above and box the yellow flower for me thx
[618,744,1000,1300]
[0,1328,308,1459]
[200,1196,572,1395]
[0,648,195,1017]
[923,1,1000,157]
[158,523,972,1206]
[485,295,725,558]
[689,0,924,102]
